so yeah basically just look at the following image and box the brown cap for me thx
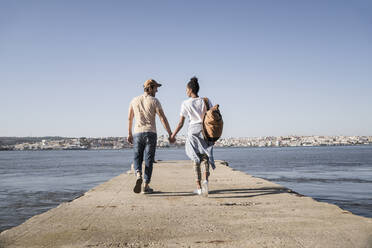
[143,79,162,88]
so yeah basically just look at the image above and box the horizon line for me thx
[1,134,372,139]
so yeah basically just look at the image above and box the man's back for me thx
[130,94,162,134]
[128,79,172,194]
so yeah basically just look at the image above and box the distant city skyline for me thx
[2,135,371,151]
[1,1,372,137]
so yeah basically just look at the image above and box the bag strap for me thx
[202,98,209,141]
[203,97,210,111]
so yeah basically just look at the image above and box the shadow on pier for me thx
[148,187,302,199]
[208,186,301,199]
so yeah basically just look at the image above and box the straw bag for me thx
[202,98,223,142]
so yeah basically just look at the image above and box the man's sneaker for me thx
[202,180,209,197]
[193,188,202,195]
[142,186,154,194]
[133,176,143,194]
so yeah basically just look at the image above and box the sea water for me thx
[0,146,371,232]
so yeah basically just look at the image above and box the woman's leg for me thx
[201,154,210,181]
[200,154,210,197]
[193,161,202,189]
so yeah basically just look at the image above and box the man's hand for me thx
[127,134,133,145]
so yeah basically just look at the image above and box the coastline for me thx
[1,135,372,151]
[1,143,372,152]
[1,160,371,248]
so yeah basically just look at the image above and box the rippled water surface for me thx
[1,146,371,232]
[217,146,372,218]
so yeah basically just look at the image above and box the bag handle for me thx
[203,97,210,111]
[202,97,210,141]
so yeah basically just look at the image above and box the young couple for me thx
[127,77,215,196]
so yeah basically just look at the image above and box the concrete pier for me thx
[1,160,371,248]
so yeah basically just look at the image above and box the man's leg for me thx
[143,132,157,192]
[133,133,145,193]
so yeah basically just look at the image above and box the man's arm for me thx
[127,106,134,144]
[157,108,172,137]
[170,116,185,143]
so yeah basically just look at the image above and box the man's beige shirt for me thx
[130,94,163,134]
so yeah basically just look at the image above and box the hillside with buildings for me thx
[1,135,371,151]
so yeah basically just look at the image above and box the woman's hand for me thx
[170,116,185,144]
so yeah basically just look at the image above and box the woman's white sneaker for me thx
[193,189,202,195]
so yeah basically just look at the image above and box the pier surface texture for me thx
[1,160,372,248]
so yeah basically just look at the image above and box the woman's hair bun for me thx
[190,76,198,83]
[187,76,200,94]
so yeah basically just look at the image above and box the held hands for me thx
[169,134,176,144]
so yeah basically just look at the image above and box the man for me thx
[128,79,173,194]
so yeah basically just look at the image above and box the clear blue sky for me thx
[1,0,371,137]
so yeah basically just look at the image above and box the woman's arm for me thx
[170,116,185,142]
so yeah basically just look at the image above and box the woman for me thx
[170,77,215,196]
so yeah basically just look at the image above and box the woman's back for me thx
[180,97,212,125]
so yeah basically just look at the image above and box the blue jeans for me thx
[133,132,157,184]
